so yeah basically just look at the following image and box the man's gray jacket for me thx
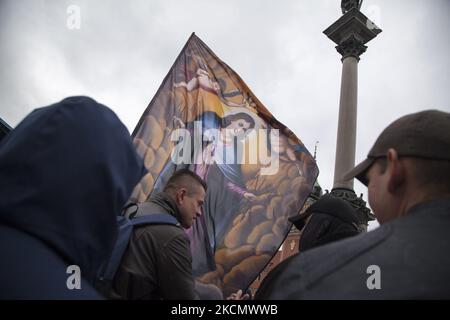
[111,192,197,300]
[255,198,450,299]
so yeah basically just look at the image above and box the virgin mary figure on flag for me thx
[130,33,318,297]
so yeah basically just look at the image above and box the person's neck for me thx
[150,191,180,218]
[400,188,450,217]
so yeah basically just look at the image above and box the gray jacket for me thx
[111,192,198,300]
[255,198,450,299]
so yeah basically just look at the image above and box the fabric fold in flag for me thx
[130,33,319,298]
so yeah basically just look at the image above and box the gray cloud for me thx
[1,0,449,230]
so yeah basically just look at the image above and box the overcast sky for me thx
[1,0,449,230]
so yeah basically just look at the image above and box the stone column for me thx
[333,37,367,189]
[323,8,381,227]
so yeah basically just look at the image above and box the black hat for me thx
[344,110,450,186]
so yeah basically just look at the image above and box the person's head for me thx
[0,96,146,283]
[222,113,256,137]
[164,169,207,228]
[291,194,361,252]
[345,110,450,224]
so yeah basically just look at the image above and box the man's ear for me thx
[386,148,405,193]
[176,188,187,204]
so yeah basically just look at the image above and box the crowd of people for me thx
[0,97,449,299]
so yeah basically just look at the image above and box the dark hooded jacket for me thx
[0,117,12,142]
[0,97,145,299]
[295,195,361,252]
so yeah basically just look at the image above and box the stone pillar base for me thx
[328,187,375,231]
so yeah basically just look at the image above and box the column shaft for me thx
[333,56,358,189]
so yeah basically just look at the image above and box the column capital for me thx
[324,8,381,61]
[336,35,367,61]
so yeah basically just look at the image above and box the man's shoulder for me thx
[262,205,450,299]
[297,223,393,287]
[135,221,185,238]
[292,201,450,284]
[257,224,393,299]
[125,222,190,270]
[132,220,189,251]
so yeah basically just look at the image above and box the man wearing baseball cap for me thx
[344,110,450,224]
[256,110,450,299]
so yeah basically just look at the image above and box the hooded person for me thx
[290,194,362,252]
[0,96,146,299]
[0,117,12,142]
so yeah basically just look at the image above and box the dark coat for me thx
[0,97,145,299]
[292,194,361,252]
[112,192,198,300]
[255,198,450,299]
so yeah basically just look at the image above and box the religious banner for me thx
[130,33,319,297]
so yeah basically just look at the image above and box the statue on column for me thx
[341,0,363,14]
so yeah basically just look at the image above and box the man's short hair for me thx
[163,169,207,195]
[371,157,450,194]
[410,158,450,194]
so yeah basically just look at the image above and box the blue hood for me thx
[0,96,145,284]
